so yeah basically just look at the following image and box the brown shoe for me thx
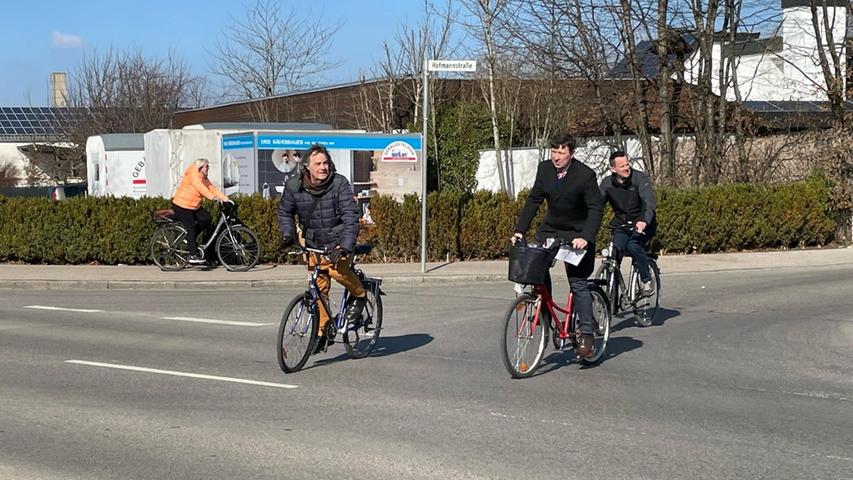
[575,334,595,359]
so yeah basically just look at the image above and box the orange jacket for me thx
[171,164,229,210]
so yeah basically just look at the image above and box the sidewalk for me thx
[0,246,851,290]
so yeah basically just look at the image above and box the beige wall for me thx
[364,149,421,201]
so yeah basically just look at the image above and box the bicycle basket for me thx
[508,244,555,285]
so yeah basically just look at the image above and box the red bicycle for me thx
[501,242,611,378]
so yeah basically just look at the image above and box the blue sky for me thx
[0,0,427,105]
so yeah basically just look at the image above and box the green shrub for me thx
[0,175,838,264]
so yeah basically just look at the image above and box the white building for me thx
[681,0,849,101]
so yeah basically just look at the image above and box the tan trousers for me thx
[306,254,366,336]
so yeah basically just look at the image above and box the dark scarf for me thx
[303,172,334,196]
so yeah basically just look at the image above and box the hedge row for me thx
[0,175,838,264]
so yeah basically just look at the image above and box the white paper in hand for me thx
[555,246,586,266]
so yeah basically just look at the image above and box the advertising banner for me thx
[221,133,256,195]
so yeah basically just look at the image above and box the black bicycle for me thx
[150,202,261,272]
[593,223,660,327]
[276,244,384,373]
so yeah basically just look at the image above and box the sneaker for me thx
[344,296,367,327]
[641,280,655,296]
[188,255,206,265]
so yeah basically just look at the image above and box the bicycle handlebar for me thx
[609,221,645,234]
[286,246,330,257]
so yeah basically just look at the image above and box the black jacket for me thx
[599,169,656,228]
[515,159,603,243]
[277,173,359,252]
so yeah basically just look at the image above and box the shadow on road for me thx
[611,307,681,332]
[534,336,644,375]
[311,333,434,367]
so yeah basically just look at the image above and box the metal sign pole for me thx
[421,59,429,274]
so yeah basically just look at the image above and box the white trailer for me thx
[144,123,359,199]
[143,129,233,199]
[85,134,146,198]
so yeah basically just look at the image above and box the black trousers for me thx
[171,203,212,256]
[540,240,596,336]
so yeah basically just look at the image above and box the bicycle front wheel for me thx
[277,294,319,374]
[632,259,660,327]
[501,294,548,379]
[150,223,189,271]
[343,280,383,359]
[216,225,260,272]
[576,285,611,365]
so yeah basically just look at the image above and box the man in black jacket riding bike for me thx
[512,133,603,359]
[277,144,367,353]
[599,151,657,296]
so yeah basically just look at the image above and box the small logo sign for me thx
[381,141,418,162]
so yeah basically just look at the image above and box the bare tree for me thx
[460,0,511,193]
[617,0,659,179]
[209,0,342,120]
[0,160,21,187]
[50,48,205,182]
[807,0,848,127]
[373,0,461,189]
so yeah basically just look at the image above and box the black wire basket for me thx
[507,244,556,285]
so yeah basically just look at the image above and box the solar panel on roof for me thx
[0,106,73,138]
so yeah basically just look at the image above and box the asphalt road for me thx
[1,263,851,479]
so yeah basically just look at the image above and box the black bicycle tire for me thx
[216,225,261,272]
[343,285,383,359]
[150,223,189,271]
[500,294,548,379]
[578,285,611,365]
[277,293,319,373]
[633,259,661,327]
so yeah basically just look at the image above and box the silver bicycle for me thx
[150,202,260,272]
[593,223,660,327]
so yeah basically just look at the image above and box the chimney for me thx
[50,72,67,107]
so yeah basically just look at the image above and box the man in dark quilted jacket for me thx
[277,144,367,353]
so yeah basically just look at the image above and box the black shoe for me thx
[313,335,327,355]
[188,255,206,265]
[344,296,367,327]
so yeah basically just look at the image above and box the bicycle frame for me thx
[162,207,242,254]
[599,228,649,313]
[528,284,576,341]
[288,249,380,340]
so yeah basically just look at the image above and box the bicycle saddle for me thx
[152,209,175,221]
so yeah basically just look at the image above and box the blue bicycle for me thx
[276,244,384,373]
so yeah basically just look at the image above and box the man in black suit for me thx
[512,133,603,358]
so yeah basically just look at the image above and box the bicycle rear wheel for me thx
[277,293,319,373]
[575,286,611,365]
[631,259,660,327]
[216,225,261,272]
[343,280,383,359]
[150,223,189,271]
[501,294,548,379]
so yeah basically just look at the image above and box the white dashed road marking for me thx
[65,360,298,389]
[161,316,270,326]
[26,305,104,313]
